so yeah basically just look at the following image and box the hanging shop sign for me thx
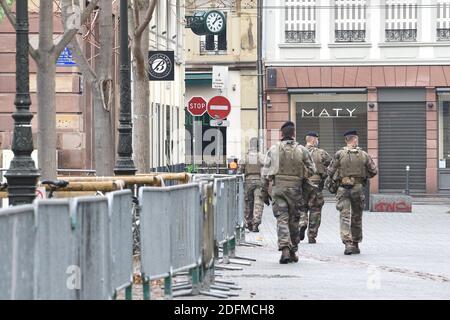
[148,51,174,81]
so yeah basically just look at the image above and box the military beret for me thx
[305,131,318,138]
[344,129,358,137]
[280,121,295,130]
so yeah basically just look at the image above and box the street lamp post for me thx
[114,0,136,175]
[5,0,40,205]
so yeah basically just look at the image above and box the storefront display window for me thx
[438,95,450,169]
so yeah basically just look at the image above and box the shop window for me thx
[334,0,366,42]
[385,0,417,42]
[437,1,450,41]
[285,0,316,43]
[439,98,450,169]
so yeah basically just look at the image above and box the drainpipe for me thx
[257,0,265,153]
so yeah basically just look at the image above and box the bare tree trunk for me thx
[93,0,115,176]
[132,0,150,173]
[130,0,157,173]
[37,0,57,180]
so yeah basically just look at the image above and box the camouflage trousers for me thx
[336,184,365,244]
[300,183,325,240]
[244,179,264,228]
[271,180,305,252]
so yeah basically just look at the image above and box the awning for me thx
[288,88,367,94]
[185,73,212,86]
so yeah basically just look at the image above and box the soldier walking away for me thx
[261,121,316,264]
[238,138,265,232]
[299,131,332,244]
[327,130,377,255]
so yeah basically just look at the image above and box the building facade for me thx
[264,0,450,194]
[185,0,258,166]
[147,0,186,169]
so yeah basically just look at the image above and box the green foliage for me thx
[185,164,198,174]
[0,0,15,23]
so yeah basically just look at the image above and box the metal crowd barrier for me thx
[139,183,202,299]
[0,190,133,300]
[0,172,247,300]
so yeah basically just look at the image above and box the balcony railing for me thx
[385,29,417,42]
[285,30,316,43]
[199,41,227,55]
[335,30,366,42]
[437,28,450,41]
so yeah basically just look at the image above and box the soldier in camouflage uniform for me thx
[261,121,316,264]
[327,130,377,255]
[238,137,265,232]
[299,131,332,244]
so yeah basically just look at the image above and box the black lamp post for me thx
[5,0,40,205]
[114,0,136,175]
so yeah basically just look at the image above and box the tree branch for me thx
[54,0,100,59]
[67,37,97,84]
[0,0,39,61]
[135,0,157,37]
[133,0,140,30]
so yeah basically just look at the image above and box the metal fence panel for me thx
[139,187,171,280]
[71,196,110,299]
[214,178,228,244]
[34,200,75,300]
[168,184,200,273]
[236,175,245,228]
[107,190,133,293]
[227,177,237,238]
[201,181,215,268]
[0,205,36,300]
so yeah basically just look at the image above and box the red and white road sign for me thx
[187,96,207,116]
[207,96,231,120]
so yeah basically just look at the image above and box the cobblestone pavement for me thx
[178,202,450,300]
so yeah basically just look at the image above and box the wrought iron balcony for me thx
[437,28,450,41]
[385,29,417,42]
[335,30,366,42]
[199,41,227,55]
[285,30,316,43]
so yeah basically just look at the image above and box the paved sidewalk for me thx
[195,202,450,300]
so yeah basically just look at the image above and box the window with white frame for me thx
[385,0,418,42]
[437,1,450,40]
[285,0,316,43]
[334,0,367,42]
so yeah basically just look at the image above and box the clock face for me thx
[205,11,225,34]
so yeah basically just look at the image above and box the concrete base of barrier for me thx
[370,194,412,212]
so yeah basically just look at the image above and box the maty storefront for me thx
[291,91,367,156]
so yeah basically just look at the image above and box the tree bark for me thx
[37,0,57,180]
[132,0,150,173]
[92,0,115,176]
[130,0,157,173]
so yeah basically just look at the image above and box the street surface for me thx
[191,202,450,300]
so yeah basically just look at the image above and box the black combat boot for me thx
[279,247,291,264]
[352,242,360,254]
[308,237,316,244]
[344,242,353,255]
[289,249,299,263]
[299,225,307,241]
[246,222,253,231]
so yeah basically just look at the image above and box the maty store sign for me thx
[301,107,357,118]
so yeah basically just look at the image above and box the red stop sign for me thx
[207,96,231,120]
[187,96,207,116]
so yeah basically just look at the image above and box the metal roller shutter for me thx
[378,102,426,192]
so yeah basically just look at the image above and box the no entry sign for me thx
[207,96,231,120]
[187,96,207,116]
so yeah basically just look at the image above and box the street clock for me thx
[204,10,226,35]
[187,10,226,36]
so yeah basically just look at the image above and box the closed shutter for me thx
[378,102,426,192]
